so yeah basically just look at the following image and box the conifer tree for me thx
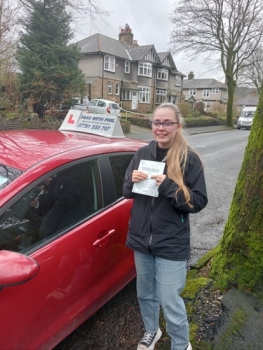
[17,0,86,117]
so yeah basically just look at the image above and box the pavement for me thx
[124,123,235,140]
[125,123,263,350]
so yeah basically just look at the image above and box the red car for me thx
[0,111,146,349]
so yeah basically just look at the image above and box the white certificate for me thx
[132,160,165,197]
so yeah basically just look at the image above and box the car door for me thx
[0,157,120,350]
[100,153,136,293]
[87,99,98,113]
[97,100,107,114]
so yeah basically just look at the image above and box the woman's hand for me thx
[132,170,148,183]
[151,174,166,186]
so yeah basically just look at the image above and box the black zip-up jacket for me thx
[123,140,208,261]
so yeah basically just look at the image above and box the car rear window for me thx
[0,165,23,191]
[110,103,120,110]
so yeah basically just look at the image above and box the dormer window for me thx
[157,69,168,81]
[104,55,115,72]
[138,63,152,77]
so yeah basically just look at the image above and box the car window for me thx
[97,101,106,107]
[108,154,134,199]
[88,100,98,106]
[110,103,119,110]
[0,165,23,191]
[0,159,103,253]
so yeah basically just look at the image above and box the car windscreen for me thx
[0,164,23,191]
[240,111,255,118]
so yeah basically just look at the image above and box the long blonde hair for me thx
[154,103,200,207]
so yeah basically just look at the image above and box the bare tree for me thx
[169,0,263,126]
[239,49,263,93]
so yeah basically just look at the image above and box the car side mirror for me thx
[0,250,39,288]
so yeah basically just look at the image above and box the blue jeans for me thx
[134,251,189,350]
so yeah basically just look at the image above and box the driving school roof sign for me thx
[59,109,125,138]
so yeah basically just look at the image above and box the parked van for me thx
[237,106,257,130]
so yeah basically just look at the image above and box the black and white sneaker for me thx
[137,328,162,350]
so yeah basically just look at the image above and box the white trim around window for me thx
[211,88,219,94]
[108,81,113,94]
[125,61,130,74]
[115,83,120,95]
[156,89,167,104]
[202,89,210,97]
[138,62,152,77]
[139,85,151,103]
[175,75,181,86]
[121,89,132,100]
[104,55,115,72]
[189,88,197,96]
[157,68,168,81]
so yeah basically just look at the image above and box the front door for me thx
[131,91,138,110]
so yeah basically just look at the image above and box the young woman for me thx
[123,103,208,350]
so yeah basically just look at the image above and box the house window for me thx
[108,81,113,94]
[157,69,168,81]
[139,86,151,103]
[175,76,181,86]
[189,89,197,96]
[211,88,219,94]
[206,102,212,109]
[115,83,120,95]
[125,61,130,74]
[156,89,167,104]
[202,89,210,97]
[138,63,152,77]
[122,89,132,100]
[104,55,115,72]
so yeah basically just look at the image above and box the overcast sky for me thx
[73,0,225,82]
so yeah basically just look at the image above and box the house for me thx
[182,72,228,111]
[77,24,185,112]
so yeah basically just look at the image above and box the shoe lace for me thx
[141,331,156,344]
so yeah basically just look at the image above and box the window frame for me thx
[138,62,152,77]
[202,89,210,97]
[189,88,197,96]
[108,81,113,95]
[138,85,151,103]
[175,75,181,86]
[104,55,115,72]
[115,83,120,95]
[211,88,219,94]
[124,61,130,74]
[121,89,132,100]
[155,89,167,104]
[157,68,168,81]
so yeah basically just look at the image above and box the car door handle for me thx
[93,229,116,247]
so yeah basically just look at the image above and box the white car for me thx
[88,99,121,116]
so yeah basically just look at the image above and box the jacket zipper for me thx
[148,197,155,251]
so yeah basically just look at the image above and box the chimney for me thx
[188,71,195,80]
[119,24,135,46]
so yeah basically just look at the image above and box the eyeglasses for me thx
[150,121,179,129]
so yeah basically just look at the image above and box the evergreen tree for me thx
[210,87,263,295]
[17,0,86,117]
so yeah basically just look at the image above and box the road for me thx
[187,129,249,264]
[55,128,249,349]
